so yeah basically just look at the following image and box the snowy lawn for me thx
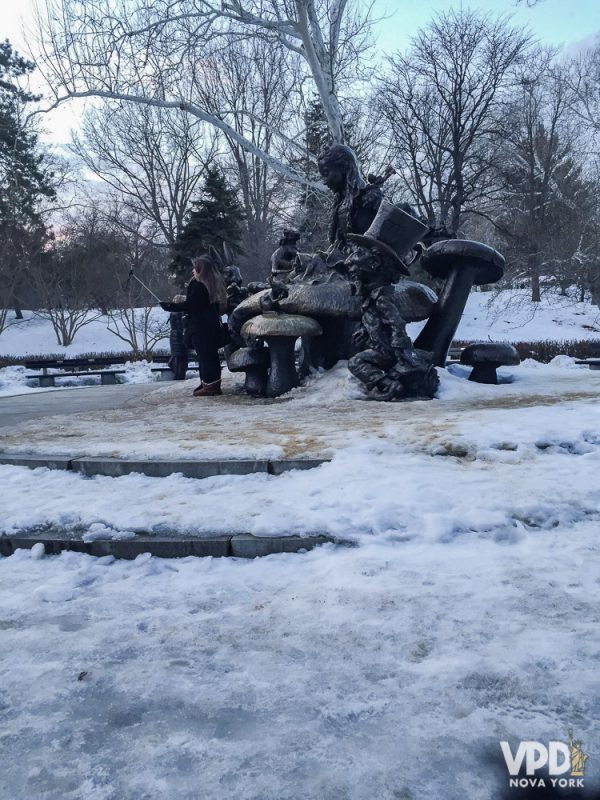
[0,309,171,358]
[1,291,599,361]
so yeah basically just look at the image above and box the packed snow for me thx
[1,295,599,799]
[0,527,598,798]
[0,358,597,462]
[0,359,599,542]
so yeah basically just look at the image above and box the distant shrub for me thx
[0,349,170,368]
[454,339,600,363]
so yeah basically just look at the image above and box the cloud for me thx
[561,30,600,58]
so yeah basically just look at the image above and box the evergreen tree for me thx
[170,167,244,285]
[0,40,56,319]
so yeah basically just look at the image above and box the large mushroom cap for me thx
[231,283,361,321]
[422,240,505,285]
[242,312,323,339]
[280,284,360,318]
[460,342,520,366]
[227,346,270,371]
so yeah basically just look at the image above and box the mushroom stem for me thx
[264,337,298,397]
[414,262,476,366]
[469,363,499,384]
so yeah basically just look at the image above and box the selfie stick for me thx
[127,269,162,303]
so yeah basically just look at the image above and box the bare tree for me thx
[376,10,530,233]
[35,0,374,180]
[72,104,218,247]
[50,206,135,314]
[103,207,171,355]
[196,34,298,269]
[107,306,168,355]
[567,43,600,154]
[29,239,104,346]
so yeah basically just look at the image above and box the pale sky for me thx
[4,0,600,147]
[374,0,600,53]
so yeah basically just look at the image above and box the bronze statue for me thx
[279,144,419,287]
[343,200,439,400]
[270,230,301,278]
[223,264,249,315]
[317,143,385,251]
[225,144,505,399]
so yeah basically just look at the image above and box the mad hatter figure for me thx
[344,201,439,400]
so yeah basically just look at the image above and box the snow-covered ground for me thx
[1,361,600,544]
[0,360,599,800]
[0,360,158,398]
[0,526,597,800]
[0,357,597,463]
[0,309,171,357]
[450,288,600,342]
[0,290,599,397]
[1,296,599,799]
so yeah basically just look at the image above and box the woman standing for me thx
[160,256,227,397]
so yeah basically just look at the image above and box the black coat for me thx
[162,280,221,343]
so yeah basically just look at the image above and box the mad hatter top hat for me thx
[347,200,429,276]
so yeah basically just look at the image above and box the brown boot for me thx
[193,379,222,397]
[192,383,203,396]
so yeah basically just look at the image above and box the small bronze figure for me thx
[270,229,301,278]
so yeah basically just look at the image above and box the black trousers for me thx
[190,331,221,385]
[168,355,189,380]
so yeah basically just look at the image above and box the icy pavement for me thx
[0,359,599,461]
[0,382,161,427]
[1,358,599,798]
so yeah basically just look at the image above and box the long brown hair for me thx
[192,255,227,312]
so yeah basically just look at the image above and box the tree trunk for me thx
[589,266,600,309]
[528,253,541,302]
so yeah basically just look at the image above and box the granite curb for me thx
[0,533,335,559]
[0,454,329,478]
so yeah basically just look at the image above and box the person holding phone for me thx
[160,255,227,397]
